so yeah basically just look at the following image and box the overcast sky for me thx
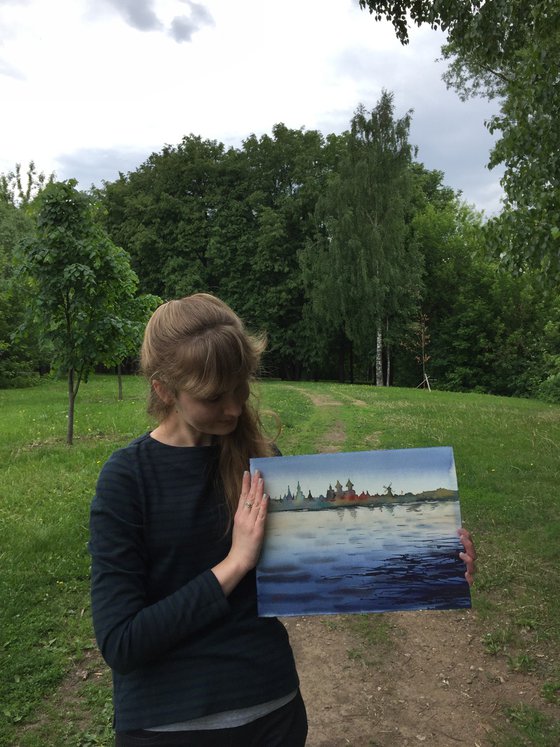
[1,0,504,214]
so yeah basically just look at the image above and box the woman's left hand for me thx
[457,528,476,586]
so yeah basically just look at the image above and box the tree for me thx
[304,92,421,384]
[358,0,560,276]
[0,161,53,207]
[0,162,54,385]
[98,291,161,400]
[103,136,226,298]
[102,125,339,380]
[17,181,146,444]
[0,199,44,386]
[234,124,335,379]
[406,196,551,395]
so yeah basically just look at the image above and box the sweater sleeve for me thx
[89,451,231,675]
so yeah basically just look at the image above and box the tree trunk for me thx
[338,328,346,382]
[67,368,75,445]
[117,363,123,401]
[385,350,391,386]
[375,326,383,386]
[385,318,390,386]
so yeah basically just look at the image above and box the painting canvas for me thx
[251,446,471,617]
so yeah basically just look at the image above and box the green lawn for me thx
[1,376,559,745]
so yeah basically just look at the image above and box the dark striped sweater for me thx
[89,434,299,732]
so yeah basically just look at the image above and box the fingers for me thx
[457,528,477,586]
[250,492,269,521]
[459,551,476,586]
[238,470,268,520]
[239,469,251,503]
[457,528,477,560]
[230,471,269,574]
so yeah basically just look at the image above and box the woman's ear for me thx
[151,379,175,406]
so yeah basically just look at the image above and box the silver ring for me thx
[245,501,253,508]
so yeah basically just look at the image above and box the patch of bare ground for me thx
[24,612,558,747]
[316,419,346,453]
[363,432,382,449]
[290,386,368,410]
[291,387,343,408]
[285,610,559,747]
[337,393,369,408]
[18,645,110,743]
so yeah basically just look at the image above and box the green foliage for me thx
[102,127,343,380]
[0,196,47,387]
[359,1,560,278]
[235,124,338,379]
[0,161,53,208]
[98,114,560,395]
[103,135,226,298]
[394,174,557,397]
[303,92,421,384]
[16,181,154,442]
[445,1,560,276]
[532,304,560,403]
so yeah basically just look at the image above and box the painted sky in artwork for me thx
[251,446,458,500]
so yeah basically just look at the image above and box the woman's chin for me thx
[214,419,238,435]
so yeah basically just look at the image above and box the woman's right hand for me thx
[211,470,268,596]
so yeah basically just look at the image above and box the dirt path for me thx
[285,609,554,747]
[282,386,558,746]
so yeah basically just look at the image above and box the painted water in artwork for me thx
[251,446,471,617]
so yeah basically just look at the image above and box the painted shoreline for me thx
[268,488,459,512]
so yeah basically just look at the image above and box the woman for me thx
[90,292,476,746]
[89,293,307,746]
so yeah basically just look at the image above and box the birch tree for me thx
[306,92,421,384]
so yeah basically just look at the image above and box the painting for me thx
[251,446,471,617]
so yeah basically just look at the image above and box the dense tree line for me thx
[96,97,557,398]
[1,91,559,401]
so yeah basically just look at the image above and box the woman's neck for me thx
[150,417,213,447]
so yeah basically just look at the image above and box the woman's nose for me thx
[223,394,243,417]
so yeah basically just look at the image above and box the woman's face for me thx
[174,380,250,444]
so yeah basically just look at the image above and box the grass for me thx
[492,704,560,747]
[1,375,559,745]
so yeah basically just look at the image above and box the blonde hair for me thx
[140,293,274,515]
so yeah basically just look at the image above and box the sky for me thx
[1,0,504,215]
[251,446,458,500]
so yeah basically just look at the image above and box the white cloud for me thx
[0,0,504,213]
[0,56,25,78]
[169,2,214,43]
[93,0,164,32]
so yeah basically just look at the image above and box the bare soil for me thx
[285,609,557,747]
[35,608,557,747]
